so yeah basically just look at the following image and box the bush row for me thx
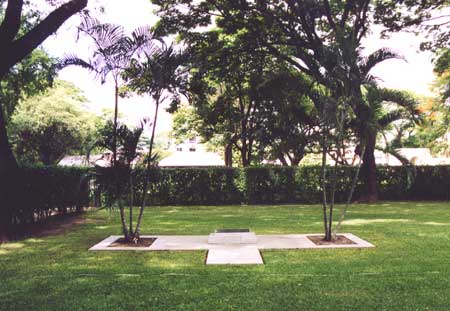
[6,165,449,226]
[107,165,450,206]
[5,166,90,227]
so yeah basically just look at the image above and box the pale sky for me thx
[41,0,437,133]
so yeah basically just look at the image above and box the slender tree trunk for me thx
[320,134,330,241]
[224,143,233,167]
[119,204,130,241]
[135,97,160,238]
[128,169,134,239]
[361,133,378,202]
[334,143,366,235]
[240,144,249,167]
[327,109,347,241]
[112,83,119,165]
[278,153,288,166]
[327,160,338,241]
[111,83,129,239]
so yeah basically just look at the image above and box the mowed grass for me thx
[1,202,450,311]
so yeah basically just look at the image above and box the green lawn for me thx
[1,202,450,310]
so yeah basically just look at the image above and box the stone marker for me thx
[208,229,258,244]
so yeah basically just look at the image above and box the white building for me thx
[328,147,450,166]
[159,137,224,167]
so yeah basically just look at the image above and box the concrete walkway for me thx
[90,233,374,264]
[206,246,264,265]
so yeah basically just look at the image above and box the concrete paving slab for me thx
[206,246,263,265]
[89,233,374,253]
[150,235,209,250]
[208,232,258,244]
[256,234,316,249]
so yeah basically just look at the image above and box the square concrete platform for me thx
[206,246,263,265]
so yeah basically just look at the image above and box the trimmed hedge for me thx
[132,167,243,205]
[125,165,450,205]
[6,166,91,227]
[5,165,449,227]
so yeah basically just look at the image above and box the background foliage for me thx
[9,80,102,165]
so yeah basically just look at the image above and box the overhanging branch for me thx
[0,0,24,43]
[8,0,88,68]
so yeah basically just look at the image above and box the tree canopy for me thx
[9,80,101,165]
[0,0,89,177]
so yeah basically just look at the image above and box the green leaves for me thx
[0,48,57,122]
[123,44,188,101]
[9,80,101,165]
[58,16,154,84]
[359,48,405,78]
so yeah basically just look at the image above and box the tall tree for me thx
[59,16,150,165]
[184,29,290,167]
[152,0,405,202]
[0,0,88,238]
[255,68,321,166]
[0,0,88,171]
[122,44,188,242]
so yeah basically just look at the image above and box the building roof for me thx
[159,151,224,167]
[58,155,110,167]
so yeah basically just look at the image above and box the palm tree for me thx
[123,45,188,239]
[59,16,151,165]
[60,17,166,243]
[353,48,409,202]
[366,86,421,162]
[318,48,408,240]
[92,120,146,242]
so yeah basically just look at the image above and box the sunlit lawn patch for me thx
[1,202,449,311]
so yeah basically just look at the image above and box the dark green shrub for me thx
[7,165,449,229]
[10,166,90,227]
[123,165,450,205]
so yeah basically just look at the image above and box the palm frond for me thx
[377,88,419,112]
[123,44,188,97]
[376,146,410,165]
[57,55,97,72]
[78,16,125,50]
[130,26,159,55]
[360,48,405,76]
[378,110,407,128]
